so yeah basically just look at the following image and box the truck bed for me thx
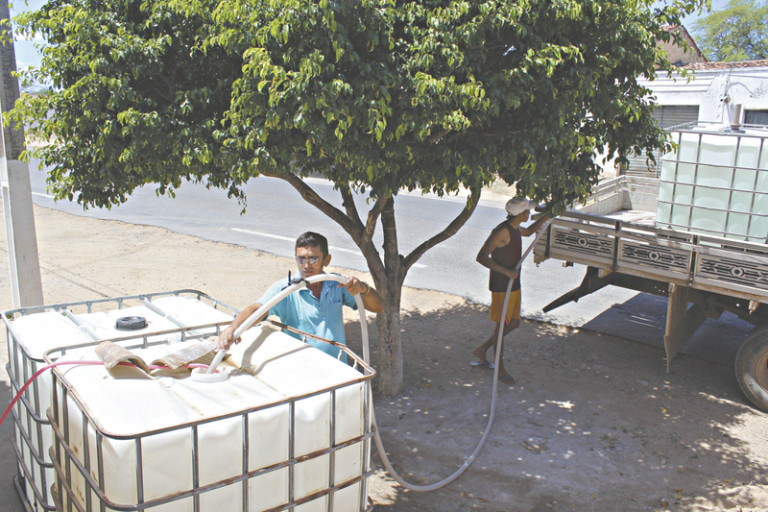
[533,176,768,305]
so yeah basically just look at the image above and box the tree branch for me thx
[402,186,481,272]
[380,196,402,287]
[429,127,451,144]
[364,195,388,244]
[339,184,363,233]
[356,194,389,284]
[279,173,387,280]
[279,173,359,235]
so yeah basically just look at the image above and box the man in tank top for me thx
[472,197,548,384]
[217,231,383,361]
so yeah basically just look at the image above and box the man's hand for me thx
[217,327,240,351]
[340,276,370,296]
[216,302,267,351]
[340,276,384,313]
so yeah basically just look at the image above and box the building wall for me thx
[623,62,768,175]
[698,68,768,124]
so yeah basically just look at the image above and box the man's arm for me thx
[341,277,385,313]
[519,214,549,237]
[217,302,267,350]
[476,227,519,280]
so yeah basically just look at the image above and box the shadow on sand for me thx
[347,301,768,512]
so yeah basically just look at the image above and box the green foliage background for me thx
[12,0,699,212]
[693,0,768,61]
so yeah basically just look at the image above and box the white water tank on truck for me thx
[657,121,768,243]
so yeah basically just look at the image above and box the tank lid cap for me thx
[115,316,147,330]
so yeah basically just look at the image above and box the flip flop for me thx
[470,360,495,369]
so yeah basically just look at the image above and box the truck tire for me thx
[735,326,768,413]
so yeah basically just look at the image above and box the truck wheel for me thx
[735,326,768,413]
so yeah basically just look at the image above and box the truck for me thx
[532,121,768,412]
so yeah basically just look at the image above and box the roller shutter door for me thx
[622,105,700,177]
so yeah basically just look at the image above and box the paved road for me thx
[28,165,633,316]
[27,163,753,364]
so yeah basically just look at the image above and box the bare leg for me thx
[473,319,520,382]
[473,323,501,362]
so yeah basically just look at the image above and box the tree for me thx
[693,0,768,61]
[10,0,702,395]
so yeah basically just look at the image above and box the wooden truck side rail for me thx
[533,210,768,305]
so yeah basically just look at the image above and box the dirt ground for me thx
[1,205,767,512]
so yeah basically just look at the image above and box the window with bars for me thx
[745,110,768,126]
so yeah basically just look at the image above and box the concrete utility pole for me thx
[0,0,43,308]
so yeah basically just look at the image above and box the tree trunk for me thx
[375,280,403,395]
[374,195,405,395]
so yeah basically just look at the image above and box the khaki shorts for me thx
[489,290,521,325]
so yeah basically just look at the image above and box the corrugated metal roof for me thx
[687,59,768,70]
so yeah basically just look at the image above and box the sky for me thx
[8,0,733,75]
[9,0,47,73]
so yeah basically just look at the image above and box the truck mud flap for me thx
[664,284,707,370]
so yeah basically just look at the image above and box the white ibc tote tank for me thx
[657,122,768,243]
[2,291,239,512]
[27,281,377,512]
[46,324,374,512]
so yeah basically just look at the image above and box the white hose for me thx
[216,218,552,492]
[371,218,552,491]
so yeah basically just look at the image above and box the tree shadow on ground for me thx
[346,301,768,512]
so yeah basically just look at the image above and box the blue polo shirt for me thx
[257,274,358,360]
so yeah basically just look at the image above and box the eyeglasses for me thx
[296,256,321,265]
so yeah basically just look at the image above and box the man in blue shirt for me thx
[217,232,383,360]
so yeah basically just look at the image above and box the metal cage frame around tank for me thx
[657,121,768,243]
[43,321,376,512]
[2,290,240,512]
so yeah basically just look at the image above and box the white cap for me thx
[505,197,536,216]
